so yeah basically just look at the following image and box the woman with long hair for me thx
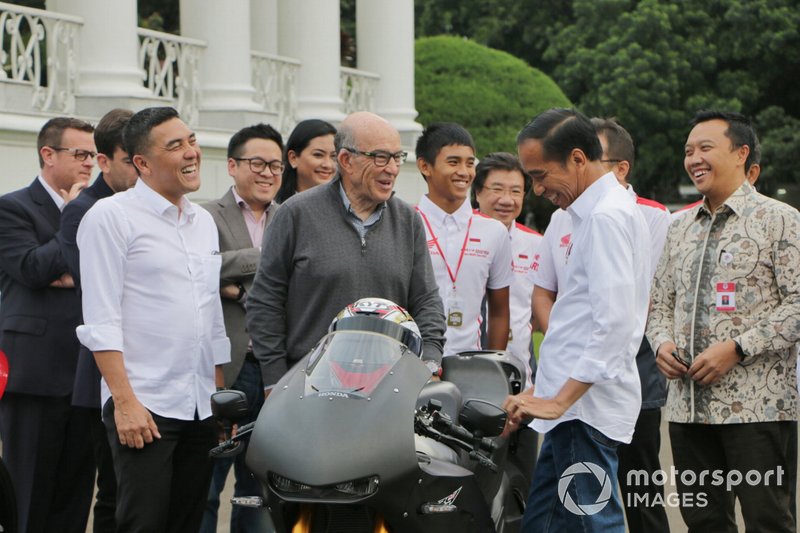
[276,119,337,203]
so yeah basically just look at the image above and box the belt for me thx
[245,350,257,363]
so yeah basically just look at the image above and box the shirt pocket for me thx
[198,254,222,296]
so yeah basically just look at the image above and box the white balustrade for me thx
[137,28,205,126]
[0,1,81,113]
[251,51,300,136]
[340,67,379,115]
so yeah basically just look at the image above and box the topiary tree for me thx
[415,35,572,229]
[416,35,571,156]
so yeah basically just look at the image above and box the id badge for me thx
[716,282,736,312]
[447,295,464,328]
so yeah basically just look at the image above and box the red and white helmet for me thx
[329,298,422,357]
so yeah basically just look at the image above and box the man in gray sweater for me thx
[247,112,446,394]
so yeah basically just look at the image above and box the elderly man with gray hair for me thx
[247,112,446,395]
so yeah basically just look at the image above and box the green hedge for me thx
[416,35,572,156]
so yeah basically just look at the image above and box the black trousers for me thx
[616,408,669,533]
[0,392,94,533]
[88,406,118,533]
[103,399,217,533]
[669,421,797,533]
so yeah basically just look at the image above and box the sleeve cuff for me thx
[422,341,443,363]
[212,337,231,365]
[569,357,608,383]
[76,324,123,352]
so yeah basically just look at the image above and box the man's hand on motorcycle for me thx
[114,397,161,449]
[500,388,536,437]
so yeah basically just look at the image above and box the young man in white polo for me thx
[415,122,512,358]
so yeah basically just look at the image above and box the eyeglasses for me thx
[234,157,284,174]
[485,186,525,199]
[600,159,623,164]
[344,148,408,167]
[49,146,97,161]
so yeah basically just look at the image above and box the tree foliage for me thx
[415,36,572,229]
[416,36,571,156]
[415,0,800,205]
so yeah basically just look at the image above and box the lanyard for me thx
[417,208,473,291]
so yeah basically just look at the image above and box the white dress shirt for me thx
[532,173,651,443]
[76,179,230,420]
[417,196,513,356]
[37,175,66,211]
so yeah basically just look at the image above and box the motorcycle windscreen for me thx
[304,331,407,398]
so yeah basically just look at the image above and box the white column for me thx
[48,0,160,115]
[278,0,345,123]
[180,0,266,129]
[250,0,278,55]
[356,0,422,148]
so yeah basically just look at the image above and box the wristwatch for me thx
[424,360,442,378]
[235,282,246,301]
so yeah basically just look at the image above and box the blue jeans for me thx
[200,358,273,533]
[522,419,625,533]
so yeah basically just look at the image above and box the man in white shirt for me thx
[472,151,542,486]
[472,152,542,385]
[415,122,512,357]
[531,118,670,533]
[77,107,230,532]
[505,108,651,532]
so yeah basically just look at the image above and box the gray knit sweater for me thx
[246,177,446,387]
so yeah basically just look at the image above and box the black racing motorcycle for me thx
[210,317,531,533]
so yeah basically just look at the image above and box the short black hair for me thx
[94,109,134,158]
[227,123,284,159]
[689,110,757,163]
[37,117,95,167]
[471,152,531,207]
[415,122,475,165]
[517,108,602,165]
[591,117,635,176]
[123,106,180,160]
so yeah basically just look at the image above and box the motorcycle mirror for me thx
[459,399,507,438]
[211,389,249,422]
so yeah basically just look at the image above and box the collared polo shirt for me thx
[417,195,512,356]
[508,222,542,387]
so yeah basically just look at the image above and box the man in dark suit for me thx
[58,108,137,533]
[200,123,283,533]
[0,117,97,533]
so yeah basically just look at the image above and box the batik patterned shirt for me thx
[648,181,800,424]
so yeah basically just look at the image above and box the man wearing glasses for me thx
[0,117,97,532]
[247,111,446,396]
[200,123,283,533]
